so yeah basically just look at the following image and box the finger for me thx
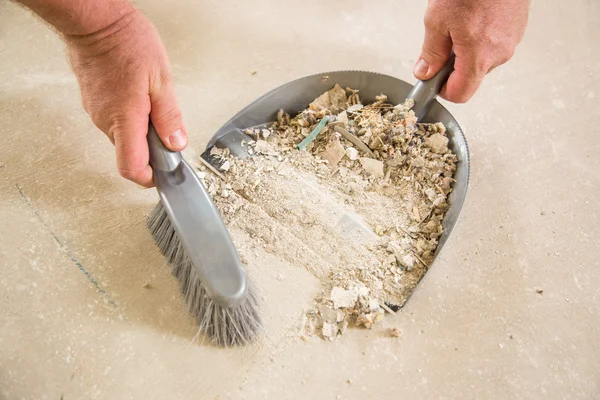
[414,19,453,80]
[439,46,489,103]
[149,78,187,152]
[111,110,154,187]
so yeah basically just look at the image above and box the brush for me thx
[145,123,261,346]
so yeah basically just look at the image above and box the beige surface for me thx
[1,0,599,399]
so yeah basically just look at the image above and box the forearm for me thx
[16,0,135,36]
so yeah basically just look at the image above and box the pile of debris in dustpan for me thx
[199,84,457,341]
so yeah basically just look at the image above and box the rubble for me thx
[359,157,384,177]
[426,133,449,154]
[345,147,359,161]
[197,84,457,341]
[320,140,346,167]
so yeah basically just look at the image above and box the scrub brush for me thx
[145,123,261,346]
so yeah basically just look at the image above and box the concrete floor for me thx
[1,0,599,399]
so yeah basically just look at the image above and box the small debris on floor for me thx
[198,84,457,340]
[142,280,151,289]
[536,289,544,294]
[390,327,401,338]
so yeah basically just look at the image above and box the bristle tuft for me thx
[148,202,261,346]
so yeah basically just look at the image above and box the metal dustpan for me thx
[201,57,469,268]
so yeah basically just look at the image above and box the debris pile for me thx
[198,84,457,341]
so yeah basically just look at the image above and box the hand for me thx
[65,9,187,187]
[413,0,529,103]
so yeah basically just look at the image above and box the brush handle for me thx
[147,126,183,172]
[407,51,456,121]
[147,124,247,308]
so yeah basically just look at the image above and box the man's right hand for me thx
[414,0,529,103]
[65,8,187,187]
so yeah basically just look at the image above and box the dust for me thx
[199,84,457,341]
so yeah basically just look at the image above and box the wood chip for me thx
[334,126,376,157]
[380,303,396,314]
[319,140,346,167]
[412,205,421,220]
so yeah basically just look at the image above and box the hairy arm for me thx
[16,0,187,187]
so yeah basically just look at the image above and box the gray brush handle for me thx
[147,124,247,308]
[147,126,183,172]
[407,51,456,121]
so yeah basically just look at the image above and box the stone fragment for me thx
[346,147,359,161]
[359,157,384,177]
[331,287,359,309]
[220,160,231,172]
[426,133,449,154]
[322,322,338,341]
[254,140,278,156]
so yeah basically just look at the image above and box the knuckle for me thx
[482,33,516,65]
[475,57,491,75]
[118,166,142,181]
[461,24,481,43]
[500,45,516,64]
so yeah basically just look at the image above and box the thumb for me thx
[414,25,453,81]
[149,81,188,152]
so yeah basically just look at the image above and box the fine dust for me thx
[199,84,457,341]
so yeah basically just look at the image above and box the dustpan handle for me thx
[407,51,456,121]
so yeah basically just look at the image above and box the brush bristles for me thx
[147,202,261,346]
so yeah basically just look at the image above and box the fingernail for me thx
[413,59,430,78]
[169,129,187,149]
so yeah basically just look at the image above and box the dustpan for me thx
[202,70,469,264]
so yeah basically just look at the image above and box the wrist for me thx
[63,1,137,38]
[20,0,137,37]
[63,6,144,58]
